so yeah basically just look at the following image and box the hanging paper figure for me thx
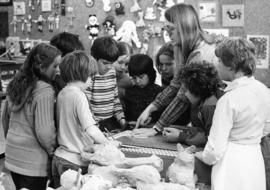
[158,7,166,22]
[37,0,40,6]
[55,14,60,29]
[26,15,33,34]
[36,15,46,32]
[20,17,27,33]
[85,0,94,7]
[140,28,151,54]
[102,15,116,36]
[47,14,55,32]
[114,20,141,48]
[85,14,100,40]
[54,0,60,12]
[67,6,76,27]
[165,0,175,8]
[115,1,125,15]
[136,11,145,28]
[144,7,156,20]
[103,0,111,12]
[10,16,18,34]
[130,0,141,13]
[61,0,66,16]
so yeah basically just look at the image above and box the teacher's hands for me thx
[135,103,158,129]
[163,127,181,143]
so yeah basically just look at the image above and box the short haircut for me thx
[215,37,256,76]
[50,32,84,56]
[117,41,133,56]
[128,54,156,84]
[180,61,219,99]
[60,50,97,83]
[155,42,174,73]
[90,36,119,62]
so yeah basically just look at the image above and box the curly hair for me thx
[155,42,174,74]
[180,61,220,99]
[6,43,61,105]
[215,37,256,76]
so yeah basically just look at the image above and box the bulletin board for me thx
[1,0,270,86]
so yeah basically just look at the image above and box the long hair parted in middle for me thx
[165,3,215,64]
[6,43,61,106]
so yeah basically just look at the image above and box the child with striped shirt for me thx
[86,36,126,132]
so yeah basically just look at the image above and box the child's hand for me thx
[163,127,181,142]
[119,118,127,130]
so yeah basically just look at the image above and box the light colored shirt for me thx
[202,76,270,165]
[55,85,96,166]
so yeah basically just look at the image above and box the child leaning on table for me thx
[85,36,126,132]
[163,61,223,147]
[52,51,109,188]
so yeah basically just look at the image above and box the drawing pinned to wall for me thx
[247,35,269,69]
[13,1,26,15]
[41,0,52,12]
[199,2,216,23]
[222,4,244,27]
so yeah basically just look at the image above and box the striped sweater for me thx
[85,68,124,121]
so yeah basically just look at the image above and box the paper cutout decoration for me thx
[144,7,156,20]
[130,0,141,13]
[114,20,141,48]
[85,14,100,40]
[199,2,216,22]
[247,35,269,69]
[42,0,52,12]
[115,1,125,15]
[103,0,111,12]
[13,2,26,15]
[136,11,145,28]
[103,15,116,36]
[222,4,244,27]
[85,0,95,7]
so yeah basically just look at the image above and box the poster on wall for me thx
[13,2,25,15]
[199,2,216,23]
[247,35,269,69]
[41,0,52,12]
[222,4,244,27]
[0,0,12,6]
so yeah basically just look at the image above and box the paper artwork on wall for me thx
[13,2,25,15]
[247,35,269,69]
[204,28,229,37]
[222,4,244,27]
[41,0,52,12]
[199,2,216,23]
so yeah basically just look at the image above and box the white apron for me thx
[211,142,266,190]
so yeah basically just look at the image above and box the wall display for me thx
[10,15,18,33]
[144,7,156,20]
[222,4,244,27]
[199,2,216,22]
[13,1,26,15]
[85,14,100,40]
[47,14,55,32]
[0,0,12,6]
[114,20,141,48]
[102,15,116,36]
[103,0,111,12]
[85,0,94,8]
[247,35,269,69]
[41,0,52,12]
[115,1,125,15]
[130,0,141,13]
[36,15,46,32]
[136,11,145,27]
[204,28,229,37]
[5,36,20,57]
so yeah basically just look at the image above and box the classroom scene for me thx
[0,0,270,189]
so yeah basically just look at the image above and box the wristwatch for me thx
[153,125,162,135]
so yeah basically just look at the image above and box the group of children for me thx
[1,32,178,189]
[1,21,270,190]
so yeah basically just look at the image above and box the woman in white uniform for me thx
[196,37,270,190]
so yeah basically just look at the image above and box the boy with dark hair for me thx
[163,61,222,147]
[86,36,126,131]
[50,32,85,93]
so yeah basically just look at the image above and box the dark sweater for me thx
[124,83,163,122]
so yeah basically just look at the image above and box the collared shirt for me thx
[202,76,270,165]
